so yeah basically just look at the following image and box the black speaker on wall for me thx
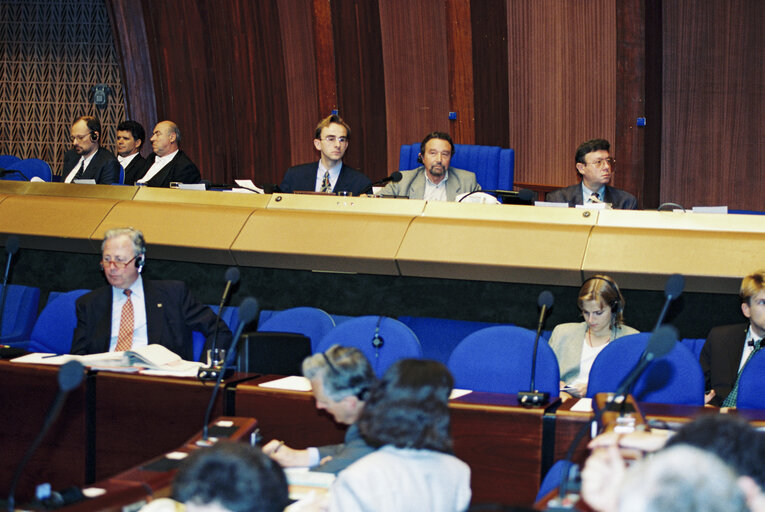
[236,332,312,376]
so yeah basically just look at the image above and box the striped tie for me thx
[115,289,134,352]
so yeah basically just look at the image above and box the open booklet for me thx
[11,344,204,377]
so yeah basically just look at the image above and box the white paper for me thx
[449,389,472,399]
[234,179,264,194]
[258,376,312,391]
[570,397,593,412]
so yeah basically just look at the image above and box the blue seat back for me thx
[192,305,240,362]
[398,315,508,364]
[27,289,91,354]
[679,338,706,361]
[0,155,22,168]
[398,142,514,190]
[3,158,53,181]
[259,307,335,352]
[315,316,423,377]
[447,326,560,396]
[735,350,765,409]
[0,284,41,343]
[586,333,705,405]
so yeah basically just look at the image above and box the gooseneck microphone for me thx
[518,291,554,406]
[210,267,240,354]
[359,171,403,195]
[458,188,535,203]
[653,274,684,331]
[200,297,260,443]
[0,235,20,337]
[7,361,85,512]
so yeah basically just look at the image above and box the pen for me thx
[273,441,285,453]
[42,354,61,359]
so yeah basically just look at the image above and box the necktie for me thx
[74,159,85,179]
[320,171,332,193]
[722,338,761,407]
[589,193,600,203]
[115,289,134,352]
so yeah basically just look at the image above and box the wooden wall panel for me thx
[506,0,616,189]
[278,0,320,168]
[662,1,765,211]
[379,0,452,175]
[447,0,475,145]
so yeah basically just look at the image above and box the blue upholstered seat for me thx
[1,158,53,181]
[259,307,335,352]
[0,284,41,343]
[734,350,765,410]
[26,289,91,354]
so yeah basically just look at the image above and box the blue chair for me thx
[586,333,705,405]
[191,305,240,362]
[734,350,765,410]
[447,326,560,396]
[315,316,423,377]
[536,459,574,503]
[25,289,91,354]
[679,338,706,361]
[398,315,508,364]
[259,307,335,352]
[0,284,41,343]
[2,158,53,181]
[0,154,22,169]
[398,143,515,191]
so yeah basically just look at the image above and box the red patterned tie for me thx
[115,289,134,352]
[320,171,332,192]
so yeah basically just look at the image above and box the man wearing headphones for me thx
[379,131,480,201]
[62,116,120,184]
[70,227,231,361]
[263,345,377,474]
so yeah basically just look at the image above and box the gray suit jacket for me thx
[379,166,480,201]
[548,321,639,384]
[545,183,638,210]
[313,423,374,474]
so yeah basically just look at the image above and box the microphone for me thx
[359,171,403,195]
[458,188,535,203]
[653,274,684,331]
[7,361,85,511]
[1,235,20,337]
[518,291,554,406]
[200,297,260,443]
[211,267,240,353]
[611,325,677,402]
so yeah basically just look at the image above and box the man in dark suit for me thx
[62,116,120,184]
[71,227,231,362]
[700,270,765,406]
[115,120,146,186]
[546,138,638,209]
[263,345,377,474]
[280,115,371,195]
[135,121,201,187]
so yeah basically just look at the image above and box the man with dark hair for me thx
[173,442,290,512]
[280,115,372,195]
[115,120,146,185]
[328,359,471,511]
[379,131,480,201]
[701,270,765,406]
[71,227,231,361]
[263,344,377,474]
[546,138,638,209]
[62,115,120,184]
[135,120,201,187]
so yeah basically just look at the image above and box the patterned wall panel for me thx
[0,0,125,176]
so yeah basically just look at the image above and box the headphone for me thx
[135,253,145,272]
[321,350,370,401]
[371,316,384,349]
[90,131,99,142]
[581,275,623,315]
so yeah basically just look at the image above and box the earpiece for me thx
[90,131,99,142]
[135,254,145,273]
[371,316,384,349]
[581,275,622,314]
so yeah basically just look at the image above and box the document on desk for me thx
[259,375,313,391]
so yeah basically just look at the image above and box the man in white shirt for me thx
[115,120,146,186]
[61,116,120,184]
[135,121,201,187]
[379,131,480,201]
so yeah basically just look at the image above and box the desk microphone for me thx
[211,267,240,354]
[458,188,535,203]
[653,273,684,331]
[359,171,403,195]
[518,291,554,406]
[200,297,260,443]
[7,361,85,511]
[0,235,20,337]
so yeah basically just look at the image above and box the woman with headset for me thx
[548,275,639,399]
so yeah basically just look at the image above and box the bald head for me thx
[150,120,181,157]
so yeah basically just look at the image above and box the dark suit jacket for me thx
[313,423,375,474]
[139,150,201,188]
[122,153,146,186]
[280,162,372,195]
[71,279,232,362]
[545,183,638,210]
[700,323,749,406]
[62,147,120,185]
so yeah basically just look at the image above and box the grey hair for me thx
[302,345,375,402]
[101,227,146,258]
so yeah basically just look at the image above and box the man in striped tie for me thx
[701,270,765,407]
[71,227,231,362]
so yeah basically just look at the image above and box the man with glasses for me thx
[71,227,231,361]
[546,138,638,209]
[379,131,480,201]
[62,116,120,184]
[279,115,371,195]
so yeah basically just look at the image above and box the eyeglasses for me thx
[71,132,93,143]
[101,256,136,269]
[321,136,348,144]
[585,157,615,169]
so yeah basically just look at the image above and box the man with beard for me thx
[62,116,120,184]
[379,131,480,201]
